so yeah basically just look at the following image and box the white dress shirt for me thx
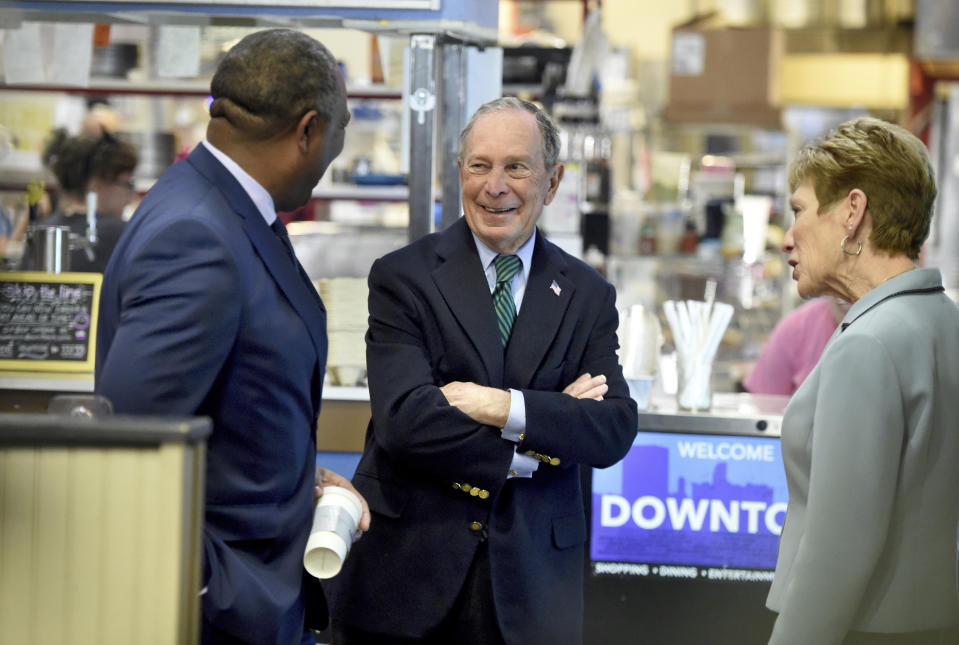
[201,140,277,227]
[472,231,538,478]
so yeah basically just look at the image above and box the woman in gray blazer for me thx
[766,117,959,644]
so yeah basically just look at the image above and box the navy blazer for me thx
[325,217,638,644]
[96,145,328,645]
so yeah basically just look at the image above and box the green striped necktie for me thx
[493,254,522,347]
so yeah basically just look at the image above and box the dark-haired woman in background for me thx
[22,128,138,272]
[766,117,959,644]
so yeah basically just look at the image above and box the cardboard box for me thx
[666,19,784,128]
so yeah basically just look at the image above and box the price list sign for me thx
[0,272,102,372]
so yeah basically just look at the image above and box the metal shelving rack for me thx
[0,0,502,242]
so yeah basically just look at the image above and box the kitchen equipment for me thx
[28,225,71,273]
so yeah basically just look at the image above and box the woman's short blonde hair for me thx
[788,117,937,259]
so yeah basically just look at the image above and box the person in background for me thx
[324,97,638,645]
[20,128,137,272]
[766,117,959,644]
[742,296,849,396]
[95,29,369,645]
[81,99,122,136]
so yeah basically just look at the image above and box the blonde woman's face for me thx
[783,179,847,299]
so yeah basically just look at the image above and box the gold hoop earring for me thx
[841,235,862,256]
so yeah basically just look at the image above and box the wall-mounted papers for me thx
[2,22,93,86]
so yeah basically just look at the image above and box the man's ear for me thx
[543,163,565,205]
[296,110,321,154]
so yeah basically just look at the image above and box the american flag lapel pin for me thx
[550,280,561,296]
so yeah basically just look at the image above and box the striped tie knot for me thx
[494,254,521,286]
[493,254,521,347]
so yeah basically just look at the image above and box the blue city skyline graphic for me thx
[591,432,789,570]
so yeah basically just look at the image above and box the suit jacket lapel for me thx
[248,221,328,409]
[243,217,327,355]
[189,146,328,398]
[506,232,574,387]
[432,218,504,386]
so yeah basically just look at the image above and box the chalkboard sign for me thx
[0,272,102,372]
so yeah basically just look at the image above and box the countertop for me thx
[637,391,790,437]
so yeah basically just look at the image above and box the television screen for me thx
[590,430,787,579]
[583,396,789,645]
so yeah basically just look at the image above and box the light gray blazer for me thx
[766,268,959,644]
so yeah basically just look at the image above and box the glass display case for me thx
[607,252,792,393]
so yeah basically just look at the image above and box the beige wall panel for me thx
[68,450,106,640]
[317,399,371,453]
[1,448,36,642]
[34,451,70,643]
[781,53,910,109]
[604,1,702,61]
[0,443,199,645]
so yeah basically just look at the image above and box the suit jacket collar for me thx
[839,267,943,335]
[842,267,942,326]
[200,140,277,225]
[187,144,263,224]
[433,218,504,385]
[431,218,574,388]
[506,230,573,387]
[186,145,328,402]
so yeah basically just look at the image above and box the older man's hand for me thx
[440,381,511,428]
[563,372,607,401]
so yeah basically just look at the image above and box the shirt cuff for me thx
[500,388,526,443]
[507,450,539,479]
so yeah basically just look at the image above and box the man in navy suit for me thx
[95,29,369,645]
[326,98,638,644]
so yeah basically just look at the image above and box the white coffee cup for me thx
[303,485,363,579]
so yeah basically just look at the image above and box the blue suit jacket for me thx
[95,145,328,645]
[325,217,638,644]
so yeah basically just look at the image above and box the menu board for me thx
[0,272,102,372]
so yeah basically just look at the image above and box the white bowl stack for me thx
[315,278,369,386]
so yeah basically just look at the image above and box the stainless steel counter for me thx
[638,391,789,437]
